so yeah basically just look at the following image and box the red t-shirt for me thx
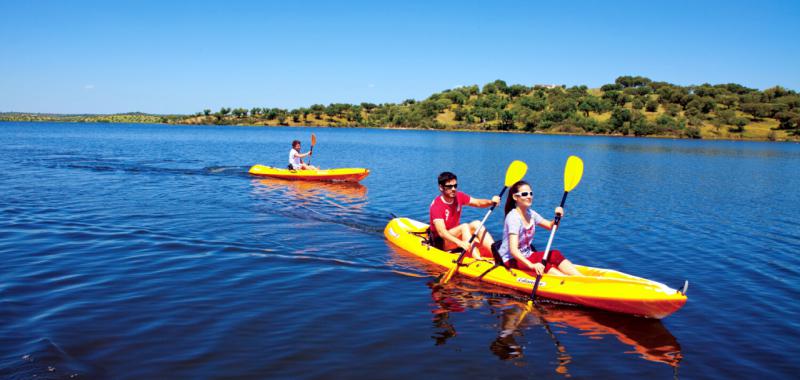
[429,191,471,237]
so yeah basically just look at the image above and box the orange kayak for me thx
[248,164,369,182]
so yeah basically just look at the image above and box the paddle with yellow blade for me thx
[307,133,317,166]
[440,160,528,285]
[531,155,584,302]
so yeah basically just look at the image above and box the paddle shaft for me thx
[531,190,569,301]
[451,186,507,264]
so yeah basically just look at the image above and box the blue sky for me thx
[1,0,798,114]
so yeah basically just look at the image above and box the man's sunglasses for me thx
[442,183,458,189]
[514,191,533,197]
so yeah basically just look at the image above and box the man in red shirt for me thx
[429,171,500,259]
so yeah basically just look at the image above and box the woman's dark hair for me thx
[292,140,301,147]
[438,171,457,186]
[504,180,531,216]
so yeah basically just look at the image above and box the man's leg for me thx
[440,224,470,252]
[442,226,463,251]
[468,220,493,259]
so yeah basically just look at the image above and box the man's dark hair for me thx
[438,171,457,186]
[292,140,300,147]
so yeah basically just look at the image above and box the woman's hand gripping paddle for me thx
[530,156,584,303]
[440,160,528,285]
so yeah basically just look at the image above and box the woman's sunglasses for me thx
[514,191,533,197]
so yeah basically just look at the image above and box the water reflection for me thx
[251,177,367,203]
[488,299,572,375]
[248,177,388,233]
[428,282,682,373]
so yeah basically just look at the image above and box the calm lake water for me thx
[1,122,798,379]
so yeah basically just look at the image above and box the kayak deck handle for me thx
[678,280,689,295]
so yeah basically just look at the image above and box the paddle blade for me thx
[504,160,528,187]
[311,133,317,146]
[563,156,584,192]
[441,265,457,284]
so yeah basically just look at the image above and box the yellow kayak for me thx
[248,164,369,182]
[385,217,687,319]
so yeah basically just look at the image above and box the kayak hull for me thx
[248,164,369,182]
[384,217,687,319]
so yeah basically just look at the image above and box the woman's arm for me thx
[505,211,546,275]
[537,207,564,230]
[509,233,545,274]
[508,233,527,262]
[538,219,555,230]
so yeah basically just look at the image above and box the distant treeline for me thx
[0,112,181,124]
[183,76,799,140]
[3,76,799,141]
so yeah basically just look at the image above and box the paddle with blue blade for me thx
[531,155,584,302]
[440,160,528,285]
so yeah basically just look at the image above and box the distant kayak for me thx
[248,164,370,182]
[385,217,687,319]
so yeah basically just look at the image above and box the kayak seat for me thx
[490,241,508,268]
[410,228,463,255]
[478,241,514,280]
[409,228,433,248]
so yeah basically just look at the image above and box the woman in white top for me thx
[496,180,580,276]
[288,140,317,170]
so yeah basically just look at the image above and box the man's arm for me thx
[467,195,501,208]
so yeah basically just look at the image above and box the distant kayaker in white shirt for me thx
[288,140,317,170]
